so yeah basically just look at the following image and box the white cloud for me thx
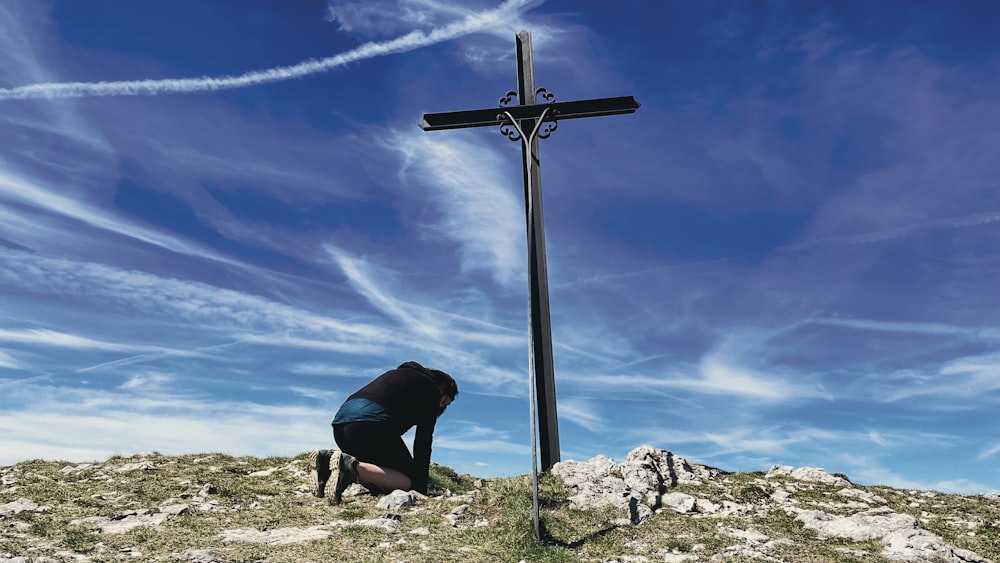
[809,317,993,337]
[119,373,178,394]
[977,442,1000,461]
[389,130,523,286]
[691,357,806,401]
[868,431,889,447]
[326,245,444,339]
[323,244,525,351]
[881,352,1000,403]
[0,249,385,342]
[702,430,800,457]
[0,349,23,369]
[0,3,113,153]
[0,169,244,269]
[326,0,547,44]
[318,244,530,393]
[940,354,1000,381]
[849,464,1000,495]
[702,426,849,458]
[289,362,379,378]
[0,328,160,353]
[567,358,822,403]
[557,397,605,433]
[288,386,344,403]
[235,333,387,355]
[434,421,528,455]
[0,0,539,101]
[0,384,333,465]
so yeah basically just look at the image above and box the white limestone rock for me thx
[766,465,849,486]
[115,461,155,473]
[839,487,888,505]
[0,499,47,517]
[718,525,770,543]
[789,507,916,541]
[551,446,723,525]
[376,489,419,511]
[660,492,697,514]
[219,525,336,544]
[351,516,400,533]
[882,528,992,562]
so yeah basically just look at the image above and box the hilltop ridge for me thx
[1,446,997,562]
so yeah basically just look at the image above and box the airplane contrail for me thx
[0,0,535,102]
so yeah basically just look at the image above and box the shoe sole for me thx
[326,451,344,504]
[309,450,332,498]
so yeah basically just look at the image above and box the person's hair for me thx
[429,368,458,399]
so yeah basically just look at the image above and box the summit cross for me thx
[419,31,639,471]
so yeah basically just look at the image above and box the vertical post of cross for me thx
[417,31,639,477]
[515,31,561,472]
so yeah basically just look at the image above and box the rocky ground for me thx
[1,446,998,562]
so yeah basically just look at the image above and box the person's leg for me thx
[333,422,415,495]
[355,461,410,492]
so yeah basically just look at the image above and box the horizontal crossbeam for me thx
[418,95,640,131]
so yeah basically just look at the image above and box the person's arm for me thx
[410,417,437,494]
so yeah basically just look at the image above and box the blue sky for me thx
[2,0,999,494]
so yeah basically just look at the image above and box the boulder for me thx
[551,447,720,525]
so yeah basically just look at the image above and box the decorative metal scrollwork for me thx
[496,87,559,143]
[499,90,518,107]
[499,119,522,142]
[537,116,558,139]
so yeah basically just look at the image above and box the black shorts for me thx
[333,421,414,479]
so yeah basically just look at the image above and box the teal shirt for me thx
[331,398,391,425]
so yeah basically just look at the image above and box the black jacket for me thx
[346,361,443,493]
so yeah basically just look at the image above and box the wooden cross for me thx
[419,31,639,472]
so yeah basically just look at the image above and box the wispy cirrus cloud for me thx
[0,248,387,344]
[689,357,819,401]
[0,328,168,353]
[325,0,546,40]
[808,317,1000,338]
[434,421,529,455]
[557,397,605,433]
[977,443,1000,462]
[0,169,247,269]
[389,131,523,286]
[568,358,822,403]
[701,426,847,458]
[324,0,560,67]
[0,0,538,102]
[0,350,21,370]
[326,244,443,339]
[0,383,332,465]
[320,244,527,391]
[848,459,1000,495]
[874,352,1000,404]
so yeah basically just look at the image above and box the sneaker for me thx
[326,450,359,505]
[308,450,332,498]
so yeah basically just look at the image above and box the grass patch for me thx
[3,452,998,562]
[428,463,476,496]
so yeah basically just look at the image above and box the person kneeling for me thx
[310,361,458,504]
